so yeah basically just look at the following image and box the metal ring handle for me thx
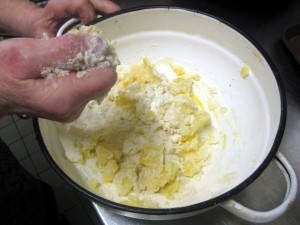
[220,151,298,223]
[57,18,81,36]
[56,15,102,36]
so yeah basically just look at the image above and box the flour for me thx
[41,25,120,79]
[55,59,225,208]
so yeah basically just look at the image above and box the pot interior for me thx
[36,7,285,212]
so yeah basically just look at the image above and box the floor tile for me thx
[64,204,94,225]
[39,168,66,189]
[1,112,105,224]
[75,190,87,202]
[23,133,41,155]
[54,184,80,213]
[0,116,14,128]
[0,123,21,145]
[31,150,50,173]
[12,115,21,121]
[19,157,38,176]
[15,118,34,137]
[9,139,29,161]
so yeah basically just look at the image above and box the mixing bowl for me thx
[33,6,297,223]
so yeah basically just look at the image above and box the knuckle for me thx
[53,109,71,121]
[2,44,22,65]
[50,103,82,123]
[58,35,87,55]
[0,41,28,75]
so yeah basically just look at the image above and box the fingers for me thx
[2,34,106,80]
[24,67,117,122]
[76,3,97,24]
[0,0,122,122]
[47,0,120,24]
[0,34,118,122]
[30,0,121,38]
[51,67,118,103]
[32,35,89,75]
[77,0,121,24]
[90,0,121,14]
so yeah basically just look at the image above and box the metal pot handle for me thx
[220,151,297,223]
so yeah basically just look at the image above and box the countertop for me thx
[92,0,300,224]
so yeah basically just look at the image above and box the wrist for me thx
[0,0,42,37]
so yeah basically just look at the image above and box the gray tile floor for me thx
[0,115,103,225]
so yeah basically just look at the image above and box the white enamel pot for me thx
[33,7,297,223]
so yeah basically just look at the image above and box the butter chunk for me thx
[240,65,250,79]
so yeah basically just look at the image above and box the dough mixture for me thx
[56,58,224,208]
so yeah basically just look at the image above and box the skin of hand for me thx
[0,0,121,38]
[30,0,121,38]
[0,34,117,122]
[0,0,120,122]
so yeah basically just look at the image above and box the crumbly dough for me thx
[41,25,120,79]
[56,58,220,208]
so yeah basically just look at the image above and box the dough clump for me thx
[41,25,120,79]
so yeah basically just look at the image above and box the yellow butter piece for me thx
[241,65,250,78]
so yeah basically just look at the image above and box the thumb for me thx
[49,66,117,102]
[5,34,105,80]
[27,66,117,122]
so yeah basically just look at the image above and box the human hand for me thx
[0,34,117,122]
[0,0,120,38]
[30,0,121,38]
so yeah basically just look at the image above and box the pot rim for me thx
[33,5,287,215]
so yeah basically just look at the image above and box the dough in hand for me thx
[41,25,120,79]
